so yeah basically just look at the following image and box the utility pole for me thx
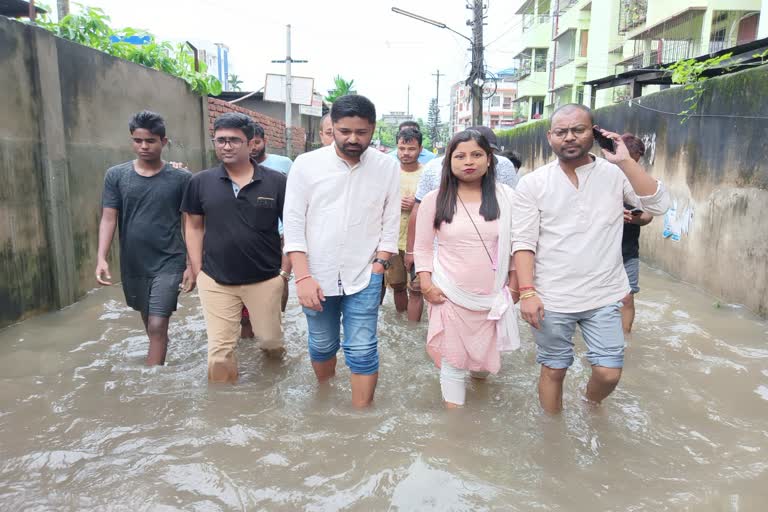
[57,0,70,20]
[271,25,307,158]
[432,69,444,106]
[407,84,411,116]
[390,6,482,125]
[469,0,485,126]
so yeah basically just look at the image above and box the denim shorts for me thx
[624,257,640,294]
[302,272,383,375]
[532,301,625,369]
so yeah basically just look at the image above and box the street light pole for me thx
[391,6,484,127]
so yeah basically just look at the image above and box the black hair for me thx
[129,110,166,138]
[550,103,594,126]
[434,130,499,229]
[399,120,420,131]
[330,94,376,124]
[397,127,423,146]
[213,112,256,140]
[503,149,522,169]
[252,122,265,139]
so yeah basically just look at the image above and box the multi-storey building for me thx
[507,0,763,122]
[449,71,520,133]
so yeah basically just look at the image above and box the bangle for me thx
[520,291,537,300]
[519,286,535,292]
[509,289,519,293]
[405,251,414,255]
[423,285,434,295]
[295,274,312,285]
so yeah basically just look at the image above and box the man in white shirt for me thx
[283,95,400,408]
[318,113,334,147]
[512,104,670,414]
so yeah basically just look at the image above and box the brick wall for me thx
[207,98,306,157]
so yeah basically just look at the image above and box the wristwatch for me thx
[373,258,391,270]
[279,270,292,281]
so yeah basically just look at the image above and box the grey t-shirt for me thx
[102,161,192,278]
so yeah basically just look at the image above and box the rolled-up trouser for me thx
[440,358,467,405]
[197,271,284,383]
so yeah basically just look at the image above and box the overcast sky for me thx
[84,0,523,121]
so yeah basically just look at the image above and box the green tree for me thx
[426,99,440,150]
[228,74,243,92]
[32,4,221,96]
[325,75,356,103]
[665,52,732,123]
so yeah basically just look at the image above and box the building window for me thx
[503,96,513,109]
[555,30,577,67]
[531,97,544,118]
[491,96,501,107]
[534,49,547,72]
[579,30,589,57]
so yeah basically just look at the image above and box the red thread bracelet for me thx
[295,275,312,285]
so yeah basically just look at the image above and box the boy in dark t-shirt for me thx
[96,111,194,365]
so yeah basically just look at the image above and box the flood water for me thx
[1,263,767,511]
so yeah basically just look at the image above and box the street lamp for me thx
[391,7,472,42]
[391,6,483,126]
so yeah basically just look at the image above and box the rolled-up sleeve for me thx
[623,177,671,216]
[414,191,438,273]
[511,177,540,254]
[283,157,308,254]
[377,161,401,254]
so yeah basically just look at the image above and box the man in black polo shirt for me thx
[182,112,291,383]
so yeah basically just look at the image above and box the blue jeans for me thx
[532,301,625,369]
[303,273,383,375]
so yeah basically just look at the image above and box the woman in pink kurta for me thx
[414,130,520,407]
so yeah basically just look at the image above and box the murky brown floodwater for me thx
[1,263,767,511]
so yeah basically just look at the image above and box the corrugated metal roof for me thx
[0,0,46,17]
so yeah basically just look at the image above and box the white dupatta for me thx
[431,184,521,351]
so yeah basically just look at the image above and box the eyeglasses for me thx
[211,137,245,148]
[551,126,589,139]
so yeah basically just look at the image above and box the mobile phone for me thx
[630,208,643,216]
[592,126,616,153]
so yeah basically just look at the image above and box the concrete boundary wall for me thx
[0,16,303,328]
[497,66,768,317]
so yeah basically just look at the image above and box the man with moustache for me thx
[283,95,400,408]
[511,104,671,414]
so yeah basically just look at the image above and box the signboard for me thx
[264,73,314,105]
[299,92,324,117]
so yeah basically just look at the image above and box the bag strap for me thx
[457,194,494,267]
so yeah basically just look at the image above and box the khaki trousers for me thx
[197,272,284,383]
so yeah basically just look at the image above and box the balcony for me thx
[522,14,553,48]
[551,59,587,92]
[618,0,648,34]
[523,13,551,32]
[552,0,591,40]
[514,72,548,100]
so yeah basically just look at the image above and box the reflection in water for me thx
[0,264,766,511]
